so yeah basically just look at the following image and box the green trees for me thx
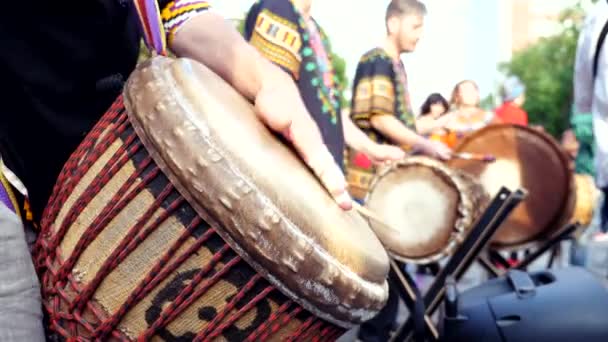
[500,1,591,137]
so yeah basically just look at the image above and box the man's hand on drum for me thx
[415,138,453,161]
[364,143,406,165]
[341,112,405,165]
[170,12,352,211]
[254,78,353,211]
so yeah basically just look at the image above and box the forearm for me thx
[371,115,424,147]
[169,12,289,101]
[343,114,374,152]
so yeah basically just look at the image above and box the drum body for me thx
[365,157,488,264]
[570,174,600,228]
[35,57,388,341]
[449,124,574,249]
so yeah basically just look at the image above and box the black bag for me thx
[441,267,608,342]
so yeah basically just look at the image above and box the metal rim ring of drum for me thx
[449,124,574,250]
[365,156,488,265]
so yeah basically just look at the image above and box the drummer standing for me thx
[346,0,451,203]
[244,0,405,173]
[0,1,356,339]
[346,1,451,340]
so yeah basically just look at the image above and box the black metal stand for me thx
[484,223,579,277]
[389,187,527,342]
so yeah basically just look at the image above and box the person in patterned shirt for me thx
[346,0,451,202]
[244,0,404,171]
[350,1,451,341]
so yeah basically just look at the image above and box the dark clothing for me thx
[0,0,179,218]
[244,0,345,168]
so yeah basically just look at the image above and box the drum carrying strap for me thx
[133,0,168,56]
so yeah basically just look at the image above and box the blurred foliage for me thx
[499,1,592,137]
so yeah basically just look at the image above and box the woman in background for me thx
[446,80,495,134]
[416,93,450,135]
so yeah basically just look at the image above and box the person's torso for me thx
[346,48,415,200]
[496,102,527,126]
[297,17,345,168]
[0,1,141,217]
[243,1,345,168]
[350,48,415,145]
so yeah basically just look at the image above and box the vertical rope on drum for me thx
[298,319,324,341]
[318,323,340,342]
[259,305,304,341]
[93,216,207,339]
[58,161,159,287]
[70,182,176,313]
[43,99,128,228]
[323,326,344,342]
[40,115,133,272]
[162,256,243,329]
[42,96,126,228]
[52,145,149,285]
[316,324,333,341]
[203,285,276,341]
[287,315,316,342]
[48,129,141,257]
[36,101,128,270]
[139,245,237,340]
[245,300,294,341]
[192,274,263,341]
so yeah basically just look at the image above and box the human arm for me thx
[342,111,405,164]
[157,1,351,209]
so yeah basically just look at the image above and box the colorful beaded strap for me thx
[133,0,168,56]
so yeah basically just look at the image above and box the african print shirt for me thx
[346,48,416,200]
[244,0,345,168]
[350,48,416,144]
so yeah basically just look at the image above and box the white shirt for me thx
[574,1,608,188]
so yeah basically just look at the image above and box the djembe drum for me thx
[364,157,489,264]
[34,57,389,341]
[449,124,574,250]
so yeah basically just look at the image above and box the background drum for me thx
[364,156,488,264]
[570,173,600,229]
[449,124,574,250]
[34,57,388,341]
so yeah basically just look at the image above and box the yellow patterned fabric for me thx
[161,0,211,44]
[0,164,21,219]
[249,9,302,78]
[351,75,396,126]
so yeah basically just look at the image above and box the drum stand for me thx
[479,222,580,277]
[389,187,527,342]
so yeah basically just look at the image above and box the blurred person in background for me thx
[574,0,608,237]
[496,76,529,126]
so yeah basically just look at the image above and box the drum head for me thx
[572,174,600,228]
[366,157,484,264]
[124,56,389,325]
[449,124,573,249]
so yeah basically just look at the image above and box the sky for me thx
[209,0,582,112]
